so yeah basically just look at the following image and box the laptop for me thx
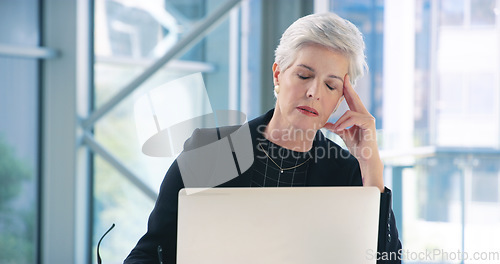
[177,187,380,264]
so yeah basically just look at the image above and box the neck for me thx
[264,113,316,152]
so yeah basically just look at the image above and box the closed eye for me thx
[326,83,336,90]
[297,74,310,80]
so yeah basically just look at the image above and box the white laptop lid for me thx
[177,187,380,264]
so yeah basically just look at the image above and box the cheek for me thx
[282,84,303,101]
[324,96,342,113]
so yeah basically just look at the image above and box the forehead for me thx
[291,44,349,74]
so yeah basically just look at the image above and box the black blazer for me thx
[124,109,402,263]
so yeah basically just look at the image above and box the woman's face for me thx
[273,44,348,133]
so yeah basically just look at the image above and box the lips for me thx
[297,106,319,116]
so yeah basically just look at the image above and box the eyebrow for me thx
[297,64,344,83]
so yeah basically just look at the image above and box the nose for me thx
[306,82,320,100]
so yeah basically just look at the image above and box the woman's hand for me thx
[323,75,384,192]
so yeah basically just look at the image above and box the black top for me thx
[251,139,311,187]
[124,109,402,263]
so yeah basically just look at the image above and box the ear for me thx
[272,62,281,86]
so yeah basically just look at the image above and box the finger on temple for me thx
[343,74,368,113]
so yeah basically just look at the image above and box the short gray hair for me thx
[274,12,368,86]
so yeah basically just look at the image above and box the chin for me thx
[293,120,322,133]
[287,112,323,131]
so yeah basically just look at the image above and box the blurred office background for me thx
[1,0,499,263]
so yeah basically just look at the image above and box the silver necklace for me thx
[258,143,311,173]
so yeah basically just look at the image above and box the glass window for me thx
[331,0,385,127]
[465,156,500,257]
[440,0,465,26]
[471,167,498,203]
[0,64,38,261]
[467,73,496,115]
[92,0,230,262]
[402,158,463,256]
[438,73,465,116]
[339,0,500,262]
[0,1,40,263]
[471,0,497,26]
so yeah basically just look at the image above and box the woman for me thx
[125,12,401,263]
